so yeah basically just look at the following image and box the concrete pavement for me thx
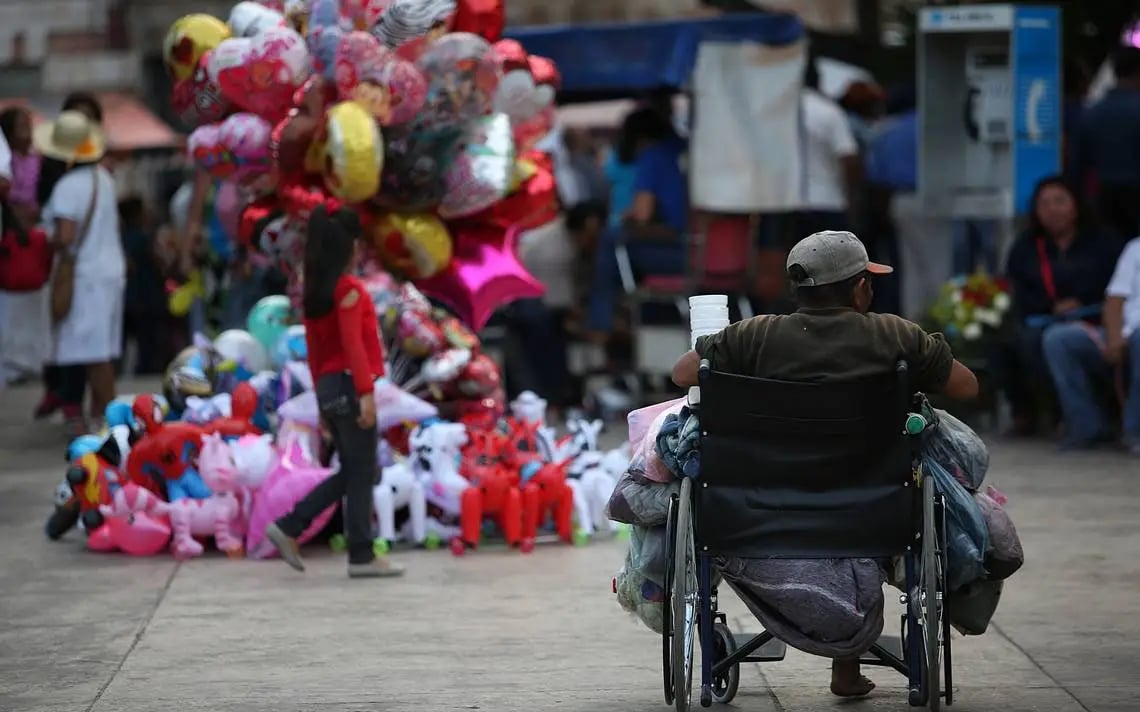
[1,378,1137,712]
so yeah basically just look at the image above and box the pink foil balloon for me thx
[415,225,544,330]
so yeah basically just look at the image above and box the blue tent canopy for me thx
[505,13,804,102]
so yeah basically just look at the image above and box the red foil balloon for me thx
[414,225,544,331]
[491,39,528,72]
[238,197,278,247]
[527,55,560,90]
[171,52,232,128]
[451,0,504,42]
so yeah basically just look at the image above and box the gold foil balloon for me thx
[370,212,453,279]
[321,101,384,202]
[164,14,232,82]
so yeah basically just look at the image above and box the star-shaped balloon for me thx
[415,225,543,330]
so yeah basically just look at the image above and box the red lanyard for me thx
[1034,237,1057,302]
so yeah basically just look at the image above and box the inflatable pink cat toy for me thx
[90,485,172,556]
[101,436,249,561]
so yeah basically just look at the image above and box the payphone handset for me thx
[963,45,1012,143]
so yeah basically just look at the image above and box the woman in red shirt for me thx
[265,206,405,578]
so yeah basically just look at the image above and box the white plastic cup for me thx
[690,310,729,324]
[689,294,728,309]
[690,315,729,328]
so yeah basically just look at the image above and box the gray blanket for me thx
[607,471,884,656]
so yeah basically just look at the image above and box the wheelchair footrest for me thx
[735,634,788,662]
[860,635,903,664]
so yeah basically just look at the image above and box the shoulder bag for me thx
[50,169,100,323]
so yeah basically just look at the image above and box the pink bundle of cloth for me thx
[625,397,685,484]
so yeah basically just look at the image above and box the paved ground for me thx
[1,378,1137,712]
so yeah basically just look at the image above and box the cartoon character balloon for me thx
[374,122,457,211]
[415,32,501,126]
[188,113,273,181]
[228,1,287,37]
[165,14,232,81]
[171,53,232,128]
[369,212,452,279]
[319,100,384,202]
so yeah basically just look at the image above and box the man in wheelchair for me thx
[670,230,978,698]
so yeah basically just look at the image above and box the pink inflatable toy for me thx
[88,485,172,556]
[245,439,338,559]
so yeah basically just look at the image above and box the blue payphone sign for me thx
[1011,6,1061,214]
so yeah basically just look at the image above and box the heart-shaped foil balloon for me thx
[209,26,312,123]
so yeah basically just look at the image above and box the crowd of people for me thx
[1,45,1139,454]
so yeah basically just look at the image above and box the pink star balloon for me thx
[415,225,543,330]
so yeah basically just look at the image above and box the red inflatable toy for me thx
[519,459,574,549]
[203,382,263,438]
[452,430,523,555]
[129,395,209,502]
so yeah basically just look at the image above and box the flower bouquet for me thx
[927,272,1012,359]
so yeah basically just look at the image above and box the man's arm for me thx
[1103,296,1126,364]
[942,360,979,401]
[672,349,700,388]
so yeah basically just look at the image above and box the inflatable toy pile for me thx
[168,0,561,328]
[46,381,629,559]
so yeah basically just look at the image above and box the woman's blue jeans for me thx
[1042,323,1140,444]
[587,225,686,333]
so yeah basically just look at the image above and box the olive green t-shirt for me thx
[694,307,954,393]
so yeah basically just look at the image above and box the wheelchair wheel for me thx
[711,622,740,705]
[921,472,943,711]
[671,477,697,712]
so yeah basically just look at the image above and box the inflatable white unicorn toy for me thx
[561,418,620,539]
[373,448,429,549]
[409,421,470,542]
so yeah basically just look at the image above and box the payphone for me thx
[918,5,1061,220]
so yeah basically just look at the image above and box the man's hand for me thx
[1105,339,1126,366]
[1054,298,1082,315]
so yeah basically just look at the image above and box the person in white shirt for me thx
[34,111,125,424]
[1043,237,1140,453]
[0,127,10,230]
[789,60,862,244]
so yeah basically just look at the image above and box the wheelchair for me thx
[662,359,953,710]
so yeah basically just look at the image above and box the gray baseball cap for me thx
[786,230,893,287]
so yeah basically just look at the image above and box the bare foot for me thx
[831,659,876,697]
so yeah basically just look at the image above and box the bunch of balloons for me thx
[167,0,561,330]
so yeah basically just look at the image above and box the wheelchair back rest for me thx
[695,362,918,558]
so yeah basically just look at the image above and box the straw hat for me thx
[34,110,106,163]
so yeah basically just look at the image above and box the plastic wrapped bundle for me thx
[974,485,1024,581]
[605,471,679,528]
[925,458,989,592]
[614,525,668,632]
[922,409,989,491]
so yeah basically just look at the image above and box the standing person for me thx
[35,110,125,431]
[793,59,862,241]
[1078,46,1140,239]
[264,206,405,579]
[0,106,51,386]
[34,92,105,425]
[119,197,167,375]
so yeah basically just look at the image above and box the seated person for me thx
[671,230,978,697]
[1043,237,1140,453]
[998,176,1122,436]
[586,108,688,343]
